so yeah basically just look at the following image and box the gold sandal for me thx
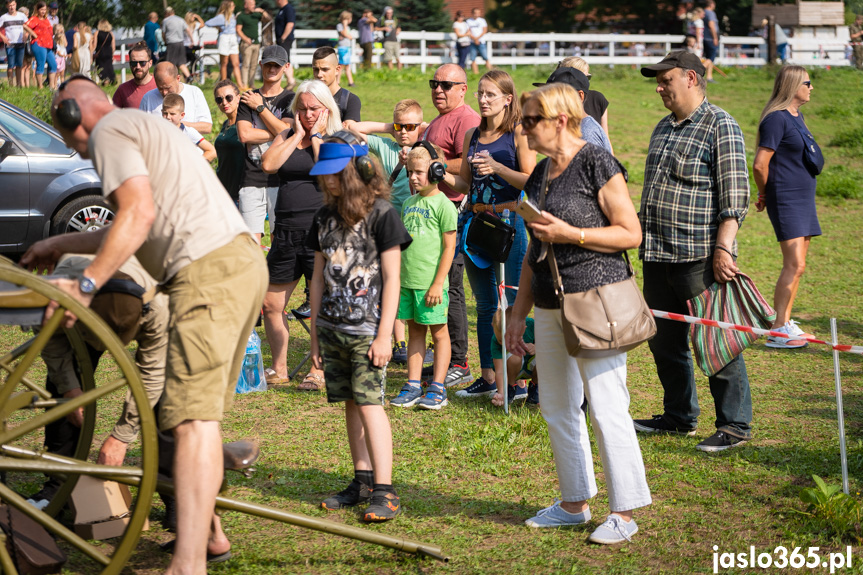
[298,372,325,391]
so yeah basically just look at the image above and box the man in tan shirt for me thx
[22,76,267,574]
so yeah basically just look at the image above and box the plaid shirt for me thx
[639,99,749,263]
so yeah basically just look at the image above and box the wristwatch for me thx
[311,133,324,140]
[255,104,266,114]
[78,275,98,295]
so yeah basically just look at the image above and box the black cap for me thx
[261,45,289,67]
[641,50,706,77]
[48,1,58,7]
[532,67,590,93]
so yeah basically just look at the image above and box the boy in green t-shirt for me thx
[390,142,457,410]
[489,306,538,407]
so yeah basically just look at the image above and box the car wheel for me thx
[51,195,114,235]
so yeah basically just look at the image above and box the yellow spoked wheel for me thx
[0,262,156,575]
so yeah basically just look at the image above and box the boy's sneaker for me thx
[321,480,372,510]
[511,384,528,402]
[455,377,496,398]
[390,384,423,407]
[695,431,748,453]
[766,321,809,349]
[633,414,697,436]
[524,500,591,528]
[391,341,407,364]
[527,382,539,405]
[588,515,638,544]
[294,300,312,318]
[363,491,401,522]
[422,362,472,386]
[423,345,435,365]
[416,383,448,410]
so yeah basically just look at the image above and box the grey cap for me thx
[261,45,289,67]
[641,50,706,77]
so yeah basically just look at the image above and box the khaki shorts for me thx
[383,41,400,63]
[159,234,267,431]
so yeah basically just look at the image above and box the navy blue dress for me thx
[757,110,821,241]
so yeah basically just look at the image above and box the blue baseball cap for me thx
[310,142,369,176]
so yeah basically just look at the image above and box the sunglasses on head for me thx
[429,79,465,91]
[215,94,235,104]
[129,60,149,68]
[803,81,812,87]
[521,115,550,130]
[393,122,419,132]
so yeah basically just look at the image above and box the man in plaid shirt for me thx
[633,51,752,453]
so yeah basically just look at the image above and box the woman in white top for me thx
[184,11,204,66]
[335,11,354,87]
[452,11,471,69]
[206,0,244,89]
[73,21,91,75]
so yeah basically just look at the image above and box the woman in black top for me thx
[506,83,649,544]
[213,80,244,202]
[261,80,342,390]
[93,19,115,85]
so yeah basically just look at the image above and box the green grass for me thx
[3,65,863,574]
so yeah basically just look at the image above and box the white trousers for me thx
[534,307,652,512]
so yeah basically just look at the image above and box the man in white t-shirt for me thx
[0,0,28,86]
[465,8,491,74]
[26,75,266,575]
[139,61,213,134]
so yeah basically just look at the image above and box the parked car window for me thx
[0,107,71,156]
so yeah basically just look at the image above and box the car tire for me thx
[50,195,115,236]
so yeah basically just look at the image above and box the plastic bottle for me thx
[236,330,266,393]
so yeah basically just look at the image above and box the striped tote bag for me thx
[687,273,776,376]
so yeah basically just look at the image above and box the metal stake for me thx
[830,318,849,495]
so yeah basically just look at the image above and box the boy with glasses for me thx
[113,42,156,109]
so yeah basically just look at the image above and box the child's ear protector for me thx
[331,130,376,184]
[411,140,447,183]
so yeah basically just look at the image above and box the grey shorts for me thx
[238,185,278,235]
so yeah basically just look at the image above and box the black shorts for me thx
[267,226,314,284]
[166,42,185,68]
[278,39,292,64]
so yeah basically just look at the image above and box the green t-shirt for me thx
[236,11,263,43]
[491,317,535,359]
[367,135,411,215]
[400,191,457,290]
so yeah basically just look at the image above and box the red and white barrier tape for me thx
[651,309,863,355]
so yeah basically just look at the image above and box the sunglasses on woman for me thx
[521,115,551,130]
[429,80,465,91]
[215,94,235,104]
[803,81,812,87]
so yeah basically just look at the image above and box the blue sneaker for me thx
[391,341,407,364]
[416,383,448,410]
[390,384,423,408]
[455,377,496,398]
[524,500,591,528]
[588,514,638,544]
[511,384,528,402]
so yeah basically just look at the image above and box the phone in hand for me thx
[516,198,542,222]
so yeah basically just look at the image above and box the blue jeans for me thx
[642,259,752,439]
[31,43,57,74]
[456,44,470,68]
[469,42,488,63]
[6,44,24,68]
[464,212,528,370]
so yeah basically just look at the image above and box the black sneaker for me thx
[294,300,312,318]
[696,431,748,453]
[633,414,697,436]
[422,362,472,387]
[391,341,407,364]
[455,376,496,398]
[321,480,372,510]
[527,382,539,405]
[363,491,401,522]
[423,344,434,365]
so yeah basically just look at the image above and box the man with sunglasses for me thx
[113,42,156,109]
[422,63,480,388]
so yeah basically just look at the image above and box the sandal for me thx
[298,372,325,391]
[264,368,290,385]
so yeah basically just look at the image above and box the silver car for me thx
[0,98,113,258]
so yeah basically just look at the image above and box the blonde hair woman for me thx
[206,0,245,89]
[753,65,821,348]
[259,80,342,391]
[93,19,115,84]
[557,56,610,139]
[506,83,649,543]
[72,21,91,75]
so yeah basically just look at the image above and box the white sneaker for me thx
[765,325,807,349]
[588,514,638,544]
[786,320,814,339]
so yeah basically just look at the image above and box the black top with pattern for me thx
[525,144,629,309]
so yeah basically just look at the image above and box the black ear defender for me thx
[331,130,376,184]
[53,75,100,131]
[411,140,447,183]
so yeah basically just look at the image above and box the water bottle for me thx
[236,330,266,393]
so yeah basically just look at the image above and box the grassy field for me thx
[3,65,863,574]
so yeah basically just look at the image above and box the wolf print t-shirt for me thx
[308,199,412,336]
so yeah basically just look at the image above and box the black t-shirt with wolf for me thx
[308,199,412,336]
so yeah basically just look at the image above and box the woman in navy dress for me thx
[753,65,820,349]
